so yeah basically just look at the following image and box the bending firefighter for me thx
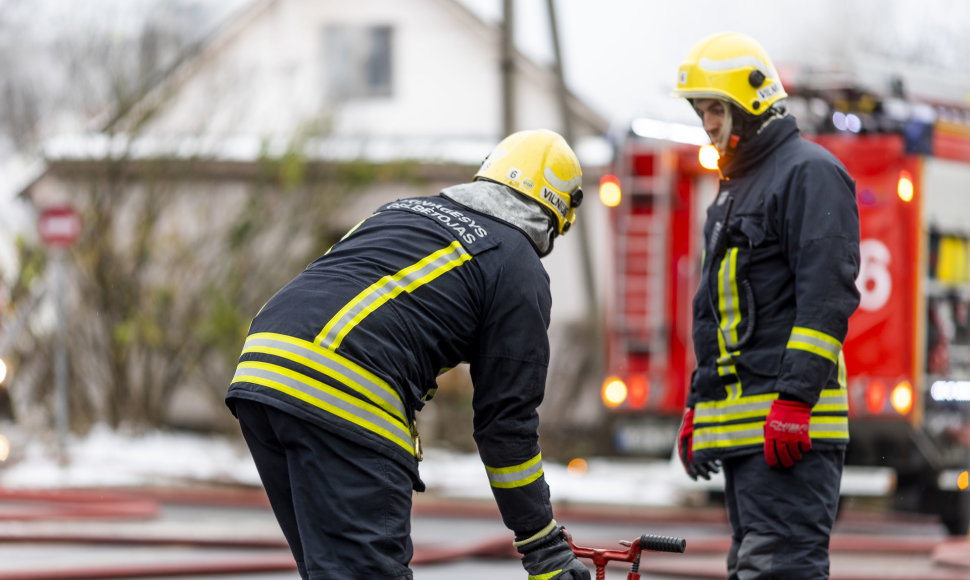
[673,33,861,579]
[226,129,591,580]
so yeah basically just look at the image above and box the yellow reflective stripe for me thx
[787,327,842,365]
[529,571,564,580]
[715,354,735,373]
[242,332,406,423]
[693,414,849,450]
[718,248,741,346]
[695,388,847,422]
[513,520,558,548]
[315,241,472,349]
[809,415,850,439]
[837,350,847,388]
[693,421,764,450]
[714,249,742,399]
[485,453,544,489]
[715,355,741,400]
[694,392,776,423]
[724,380,741,400]
[814,387,849,413]
[324,217,369,255]
[231,361,415,455]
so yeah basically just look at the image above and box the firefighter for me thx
[672,32,861,579]
[226,129,590,580]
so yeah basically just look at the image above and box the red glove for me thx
[764,399,812,468]
[677,408,695,464]
[677,408,719,480]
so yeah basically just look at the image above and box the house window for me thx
[324,25,393,101]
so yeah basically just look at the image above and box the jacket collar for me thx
[440,181,556,256]
[721,114,799,178]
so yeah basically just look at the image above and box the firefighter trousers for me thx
[723,448,844,580]
[234,399,415,580]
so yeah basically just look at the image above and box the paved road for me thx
[0,487,966,579]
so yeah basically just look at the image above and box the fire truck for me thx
[597,83,970,534]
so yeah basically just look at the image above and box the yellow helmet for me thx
[474,129,583,235]
[673,32,787,116]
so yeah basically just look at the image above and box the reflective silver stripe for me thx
[699,55,772,75]
[485,453,544,489]
[837,350,847,388]
[694,388,849,451]
[718,248,742,347]
[695,388,848,423]
[242,332,406,423]
[693,422,763,450]
[231,361,415,455]
[543,166,582,194]
[316,241,472,349]
[809,416,850,439]
[693,415,849,450]
[715,249,742,400]
[787,327,842,365]
[694,393,775,423]
[814,387,849,413]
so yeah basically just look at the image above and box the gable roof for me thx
[98,0,279,134]
[17,0,611,202]
[103,0,608,140]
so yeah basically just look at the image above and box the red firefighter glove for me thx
[764,399,813,468]
[677,408,720,481]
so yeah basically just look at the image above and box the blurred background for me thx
[0,0,969,535]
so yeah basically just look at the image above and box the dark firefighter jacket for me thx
[226,194,555,535]
[688,114,861,463]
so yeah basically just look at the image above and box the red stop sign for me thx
[38,205,82,248]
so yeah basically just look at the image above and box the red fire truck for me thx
[598,85,970,534]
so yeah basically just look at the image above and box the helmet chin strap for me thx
[713,105,734,155]
[718,102,787,163]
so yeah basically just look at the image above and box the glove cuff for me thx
[513,519,559,550]
[772,399,811,412]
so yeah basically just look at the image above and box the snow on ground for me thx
[419,447,700,507]
[0,423,714,507]
[0,423,262,489]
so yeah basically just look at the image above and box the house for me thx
[17,0,614,439]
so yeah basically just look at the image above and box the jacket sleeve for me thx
[469,258,554,536]
[777,153,861,405]
[686,370,700,409]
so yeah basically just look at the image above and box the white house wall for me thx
[113,0,611,330]
[139,0,586,141]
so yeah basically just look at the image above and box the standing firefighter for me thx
[673,33,861,579]
[226,129,590,580]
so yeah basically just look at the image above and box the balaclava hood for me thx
[441,180,557,257]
